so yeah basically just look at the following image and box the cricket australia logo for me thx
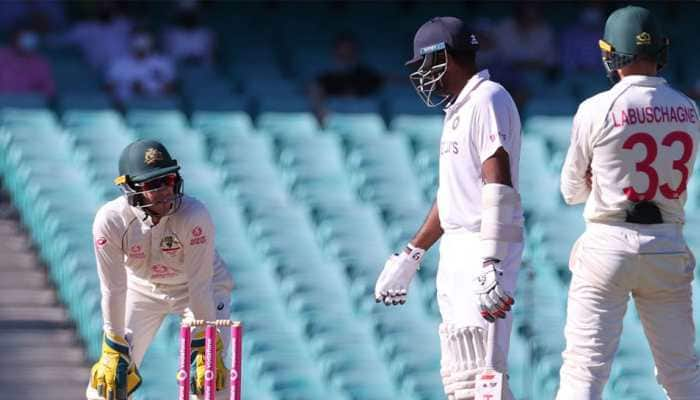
[144,148,164,165]
[160,235,182,256]
[636,32,651,45]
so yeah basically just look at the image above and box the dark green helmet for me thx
[114,139,183,214]
[115,139,180,185]
[599,5,669,81]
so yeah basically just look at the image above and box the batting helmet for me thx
[599,5,669,82]
[407,16,479,107]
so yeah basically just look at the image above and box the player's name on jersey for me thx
[612,105,698,127]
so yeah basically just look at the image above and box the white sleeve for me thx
[93,208,127,337]
[473,92,517,163]
[560,108,593,204]
[183,205,216,323]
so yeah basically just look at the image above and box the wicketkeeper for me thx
[85,139,234,400]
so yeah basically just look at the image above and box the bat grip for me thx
[485,320,498,369]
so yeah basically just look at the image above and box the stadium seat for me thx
[324,113,386,138]
[257,111,320,138]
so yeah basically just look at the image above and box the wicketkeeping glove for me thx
[374,244,425,306]
[88,333,142,400]
[473,260,514,322]
[190,330,229,395]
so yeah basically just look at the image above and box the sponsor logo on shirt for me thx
[440,140,459,155]
[160,235,182,256]
[452,116,460,130]
[95,237,107,247]
[190,226,207,245]
[129,244,145,259]
[151,264,177,279]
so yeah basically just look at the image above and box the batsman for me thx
[374,17,524,399]
[85,139,234,400]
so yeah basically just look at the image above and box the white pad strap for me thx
[439,323,487,399]
[480,183,523,261]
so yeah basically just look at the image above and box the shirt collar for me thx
[618,74,667,87]
[130,205,167,227]
[445,69,490,113]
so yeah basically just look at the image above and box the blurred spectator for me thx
[106,29,176,102]
[315,33,385,98]
[54,1,132,71]
[309,33,385,118]
[560,3,606,73]
[493,3,557,72]
[162,0,216,65]
[0,25,55,98]
[0,0,66,34]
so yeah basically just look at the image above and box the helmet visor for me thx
[409,47,449,107]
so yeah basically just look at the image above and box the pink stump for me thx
[178,325,191,400]
[230,322,243,400]
[204,325,217,400]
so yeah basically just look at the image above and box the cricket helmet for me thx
[406,16,479,107]
[114,139,183,215]
[599,5,669,82]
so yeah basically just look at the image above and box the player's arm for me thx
[560,110,593,204]
[89,210,142,400]
[473,92,521,322]
[93,211,127,337]
[183,205,216,323]
[482,147,512,186]
[183,206,231,394]
[408,200,443,252]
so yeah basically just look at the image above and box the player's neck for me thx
[618,61,658,79]
[448,66,474,98]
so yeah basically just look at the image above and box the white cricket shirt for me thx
[437,69,524,233]
[92,194,231,336]
[561,75,700,224]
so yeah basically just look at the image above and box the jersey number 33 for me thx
[622,130,693,201]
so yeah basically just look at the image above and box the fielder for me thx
[374,17,524,400]
[556,6,700,399]
[85,139,234,400]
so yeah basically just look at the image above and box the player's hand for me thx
[190,331,229,394]
[473,260,514,322]
[374,246,425,306]
[88,333,142,400]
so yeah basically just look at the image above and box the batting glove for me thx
[473,260,514,322]
[374,244,425,306]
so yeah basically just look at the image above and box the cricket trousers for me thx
[437,230,523,400]
[556,222,700,400]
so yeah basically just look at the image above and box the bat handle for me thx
[485,319,498,369]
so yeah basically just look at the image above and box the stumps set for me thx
[178,319,243,400]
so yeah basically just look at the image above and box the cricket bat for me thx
[475,320,503,400]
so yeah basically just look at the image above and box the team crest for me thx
[160,235,182,254]
[636,32,651,45]
[144,148,164,165]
